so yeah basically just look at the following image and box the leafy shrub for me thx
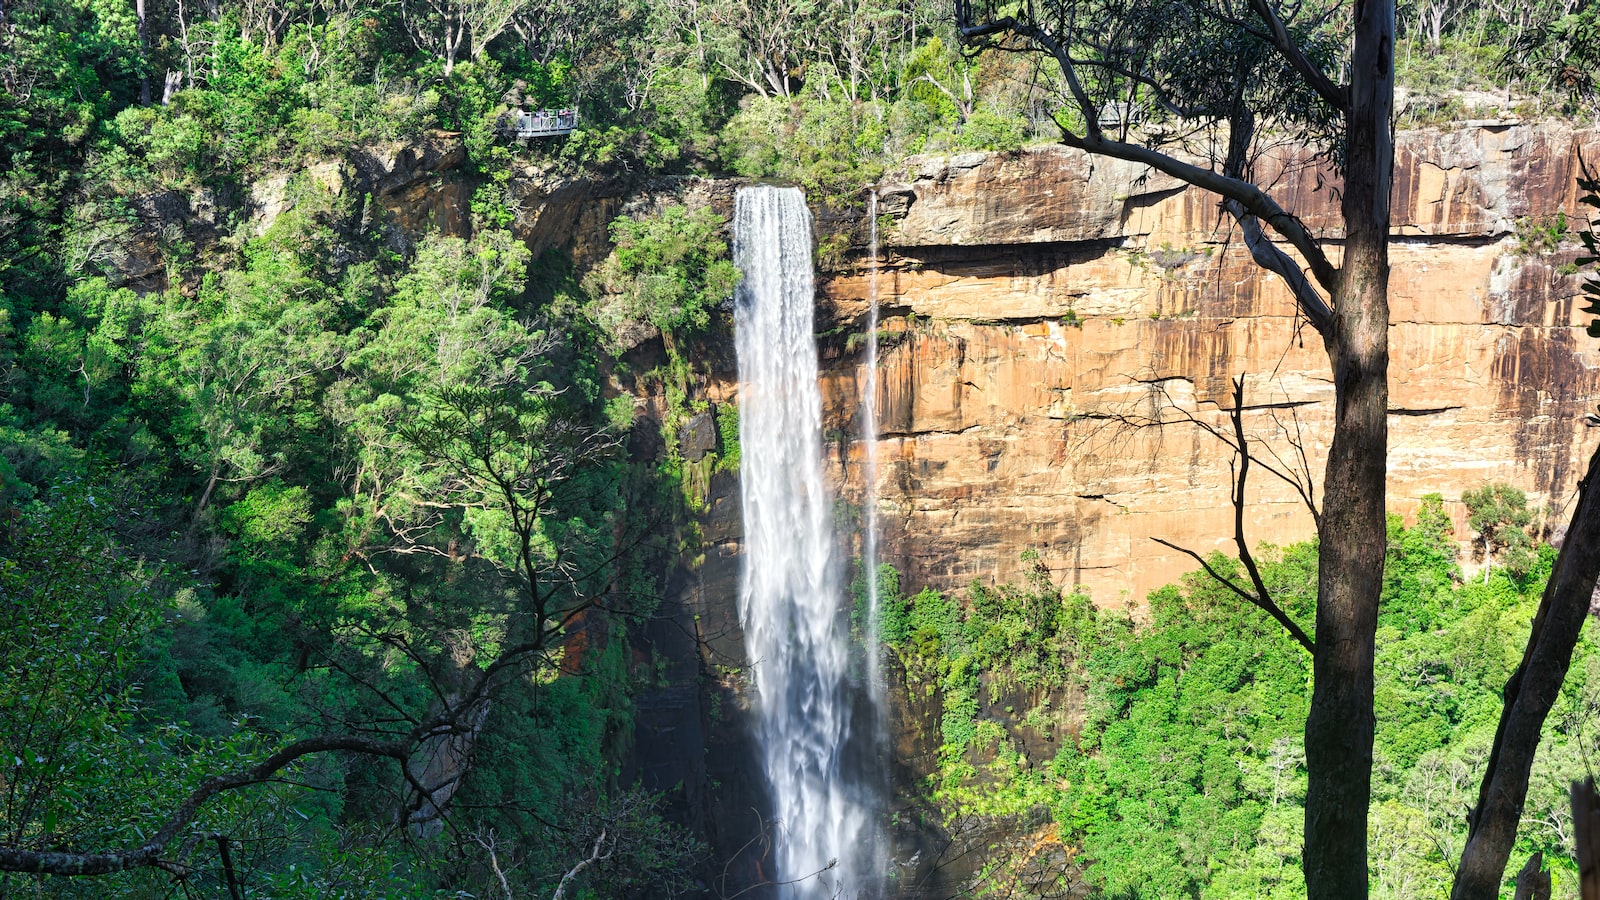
[956,105,1028,152]
[583,204,738,354]
[714,401,741,473]
[1514,211,1569,256]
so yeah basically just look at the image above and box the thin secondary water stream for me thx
[732,185,880,898]
[863,192,884,708]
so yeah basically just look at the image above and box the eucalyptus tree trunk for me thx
[137,0,150,105]
[953,1,1397,894]
[1452,447,1600,899]
[1302,2,1394,894]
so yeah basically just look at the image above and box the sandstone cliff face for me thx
[815,122,1600,605]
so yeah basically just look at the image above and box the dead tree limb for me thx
[1150,539,1314,655]
[551,828,613,900]
[1151,377,1315,654]
[1511,851,1551,900]
[471,829,517,900]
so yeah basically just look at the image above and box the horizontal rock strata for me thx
[817,123,1600,604]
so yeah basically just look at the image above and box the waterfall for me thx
[733,186,879,898]
[862,192,885,707]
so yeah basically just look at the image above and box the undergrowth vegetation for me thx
[872,495,1597,899]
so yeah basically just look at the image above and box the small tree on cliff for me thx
[953,2,1390,896]
[1462,482,1539,579]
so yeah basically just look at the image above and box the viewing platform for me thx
[506,109,579,138]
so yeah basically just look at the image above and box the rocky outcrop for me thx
[814,122,1600,605]
[246,133,476,244]
[353,133,473,237]
[105,132,477,290]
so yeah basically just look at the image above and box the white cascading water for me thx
[733,185,878,898]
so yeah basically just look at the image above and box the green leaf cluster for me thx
[583,203,738,355]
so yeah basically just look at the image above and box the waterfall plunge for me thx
[733,186,880,898]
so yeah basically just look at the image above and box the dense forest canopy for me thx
[1,0,1600,897]
[2,0,1595,218]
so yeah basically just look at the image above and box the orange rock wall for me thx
[816,123,1600,605]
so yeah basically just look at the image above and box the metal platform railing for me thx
[509,109,579,138]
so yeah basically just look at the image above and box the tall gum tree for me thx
[952,1,1390,895]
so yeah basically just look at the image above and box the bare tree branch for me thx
[0,734,407,876]
[1224,377,1296,640]
[551,828,613,900]
[1148,377,1315,655]
[1152,537,1314,653]
[471,829,517,900]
